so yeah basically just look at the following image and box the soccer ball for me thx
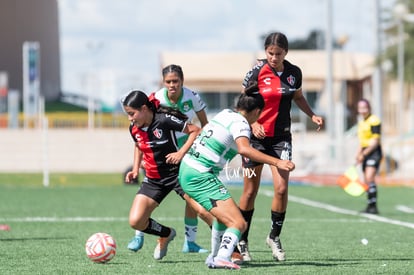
[85,232,117,263]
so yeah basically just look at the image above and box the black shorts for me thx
[242,135,292,168]
[362,146,383,171]
[137,174,185,204]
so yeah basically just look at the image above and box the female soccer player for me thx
[127,65,212,254]
[236,32,323,262]
[122,90,202,260]
[179,83,295,269]
[356,99,382,214]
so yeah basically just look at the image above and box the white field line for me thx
[0,217,373,223]
[0,217,129,222]
[396,205,414,213]
[2,193,413,228]
[261,190,414,230]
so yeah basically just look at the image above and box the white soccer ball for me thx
[85,232,117,263]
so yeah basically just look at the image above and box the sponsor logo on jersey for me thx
[166,114,182,124]
[153,128,163,139]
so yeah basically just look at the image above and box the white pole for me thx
[372,0,383,121]
[325,0,335,159]
[88,85,94,130]
[397,18,404,136]
[42,114,49,187]
[39,95,49,186]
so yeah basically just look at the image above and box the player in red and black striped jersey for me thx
[243,58,301,138]
[122,90,209,260]
[234,32,323,264]
[129,112,183,180]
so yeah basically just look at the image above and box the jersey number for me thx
[189,130,213,158]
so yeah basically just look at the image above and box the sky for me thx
[57,0,396,106]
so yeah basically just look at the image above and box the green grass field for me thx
[1,174,414,274]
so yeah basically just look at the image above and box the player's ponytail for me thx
[236,81,264,112]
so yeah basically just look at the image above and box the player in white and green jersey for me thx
[178,83,295,270]
[155,85,207,147]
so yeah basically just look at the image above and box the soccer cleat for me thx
[360,205,379,215]
[182,241,208,253]
[153,228,176,260]
[127,235,144,252]
[237,240,252,262]
[206,256,241,270]
[231,251,244,265]
[266,235,285,261]
[205,253,214,266]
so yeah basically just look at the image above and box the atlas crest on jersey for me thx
[153,128,163,139]
[287,75,295,86]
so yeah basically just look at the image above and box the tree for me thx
[382,0,414,84]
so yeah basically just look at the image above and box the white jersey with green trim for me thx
[155,87,206,145]
[154,87,206,122]
[182,109,251,174]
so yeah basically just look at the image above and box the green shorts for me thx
[179,161,231,211]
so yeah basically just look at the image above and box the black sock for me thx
[269,211,285,239]
[240,208,254,243]
[142,218,171,237]
[367,182,377,207]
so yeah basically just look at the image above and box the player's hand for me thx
[251,122,266,139]
[356,153,364,164]
[312,115,323,131]
[165,152,183,165]
[125,171,138,183]
[277,160,295,171]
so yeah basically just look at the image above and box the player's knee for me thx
[129,217,145,231]
[275,185,288,196]
[242,188,259,202]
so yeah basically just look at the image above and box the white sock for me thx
[211,227,225,257]
[216,230,239,260]
[184,225,197,242]
[135,230,144,237]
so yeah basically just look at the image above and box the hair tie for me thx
[148,92,160,109]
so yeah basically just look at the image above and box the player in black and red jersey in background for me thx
[122,90,210,260]
[232,32,323,264]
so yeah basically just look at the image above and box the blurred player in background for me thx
[356,99,382,214]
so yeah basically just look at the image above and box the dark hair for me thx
[236,81,264,112]
[358,98,371,111]
[122,90,188,120]
[162,64,184,81]
[122,90,152,110]
[264,32,289,52]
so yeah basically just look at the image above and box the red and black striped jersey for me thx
[242,59,302,137]
[129,112,186,179]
